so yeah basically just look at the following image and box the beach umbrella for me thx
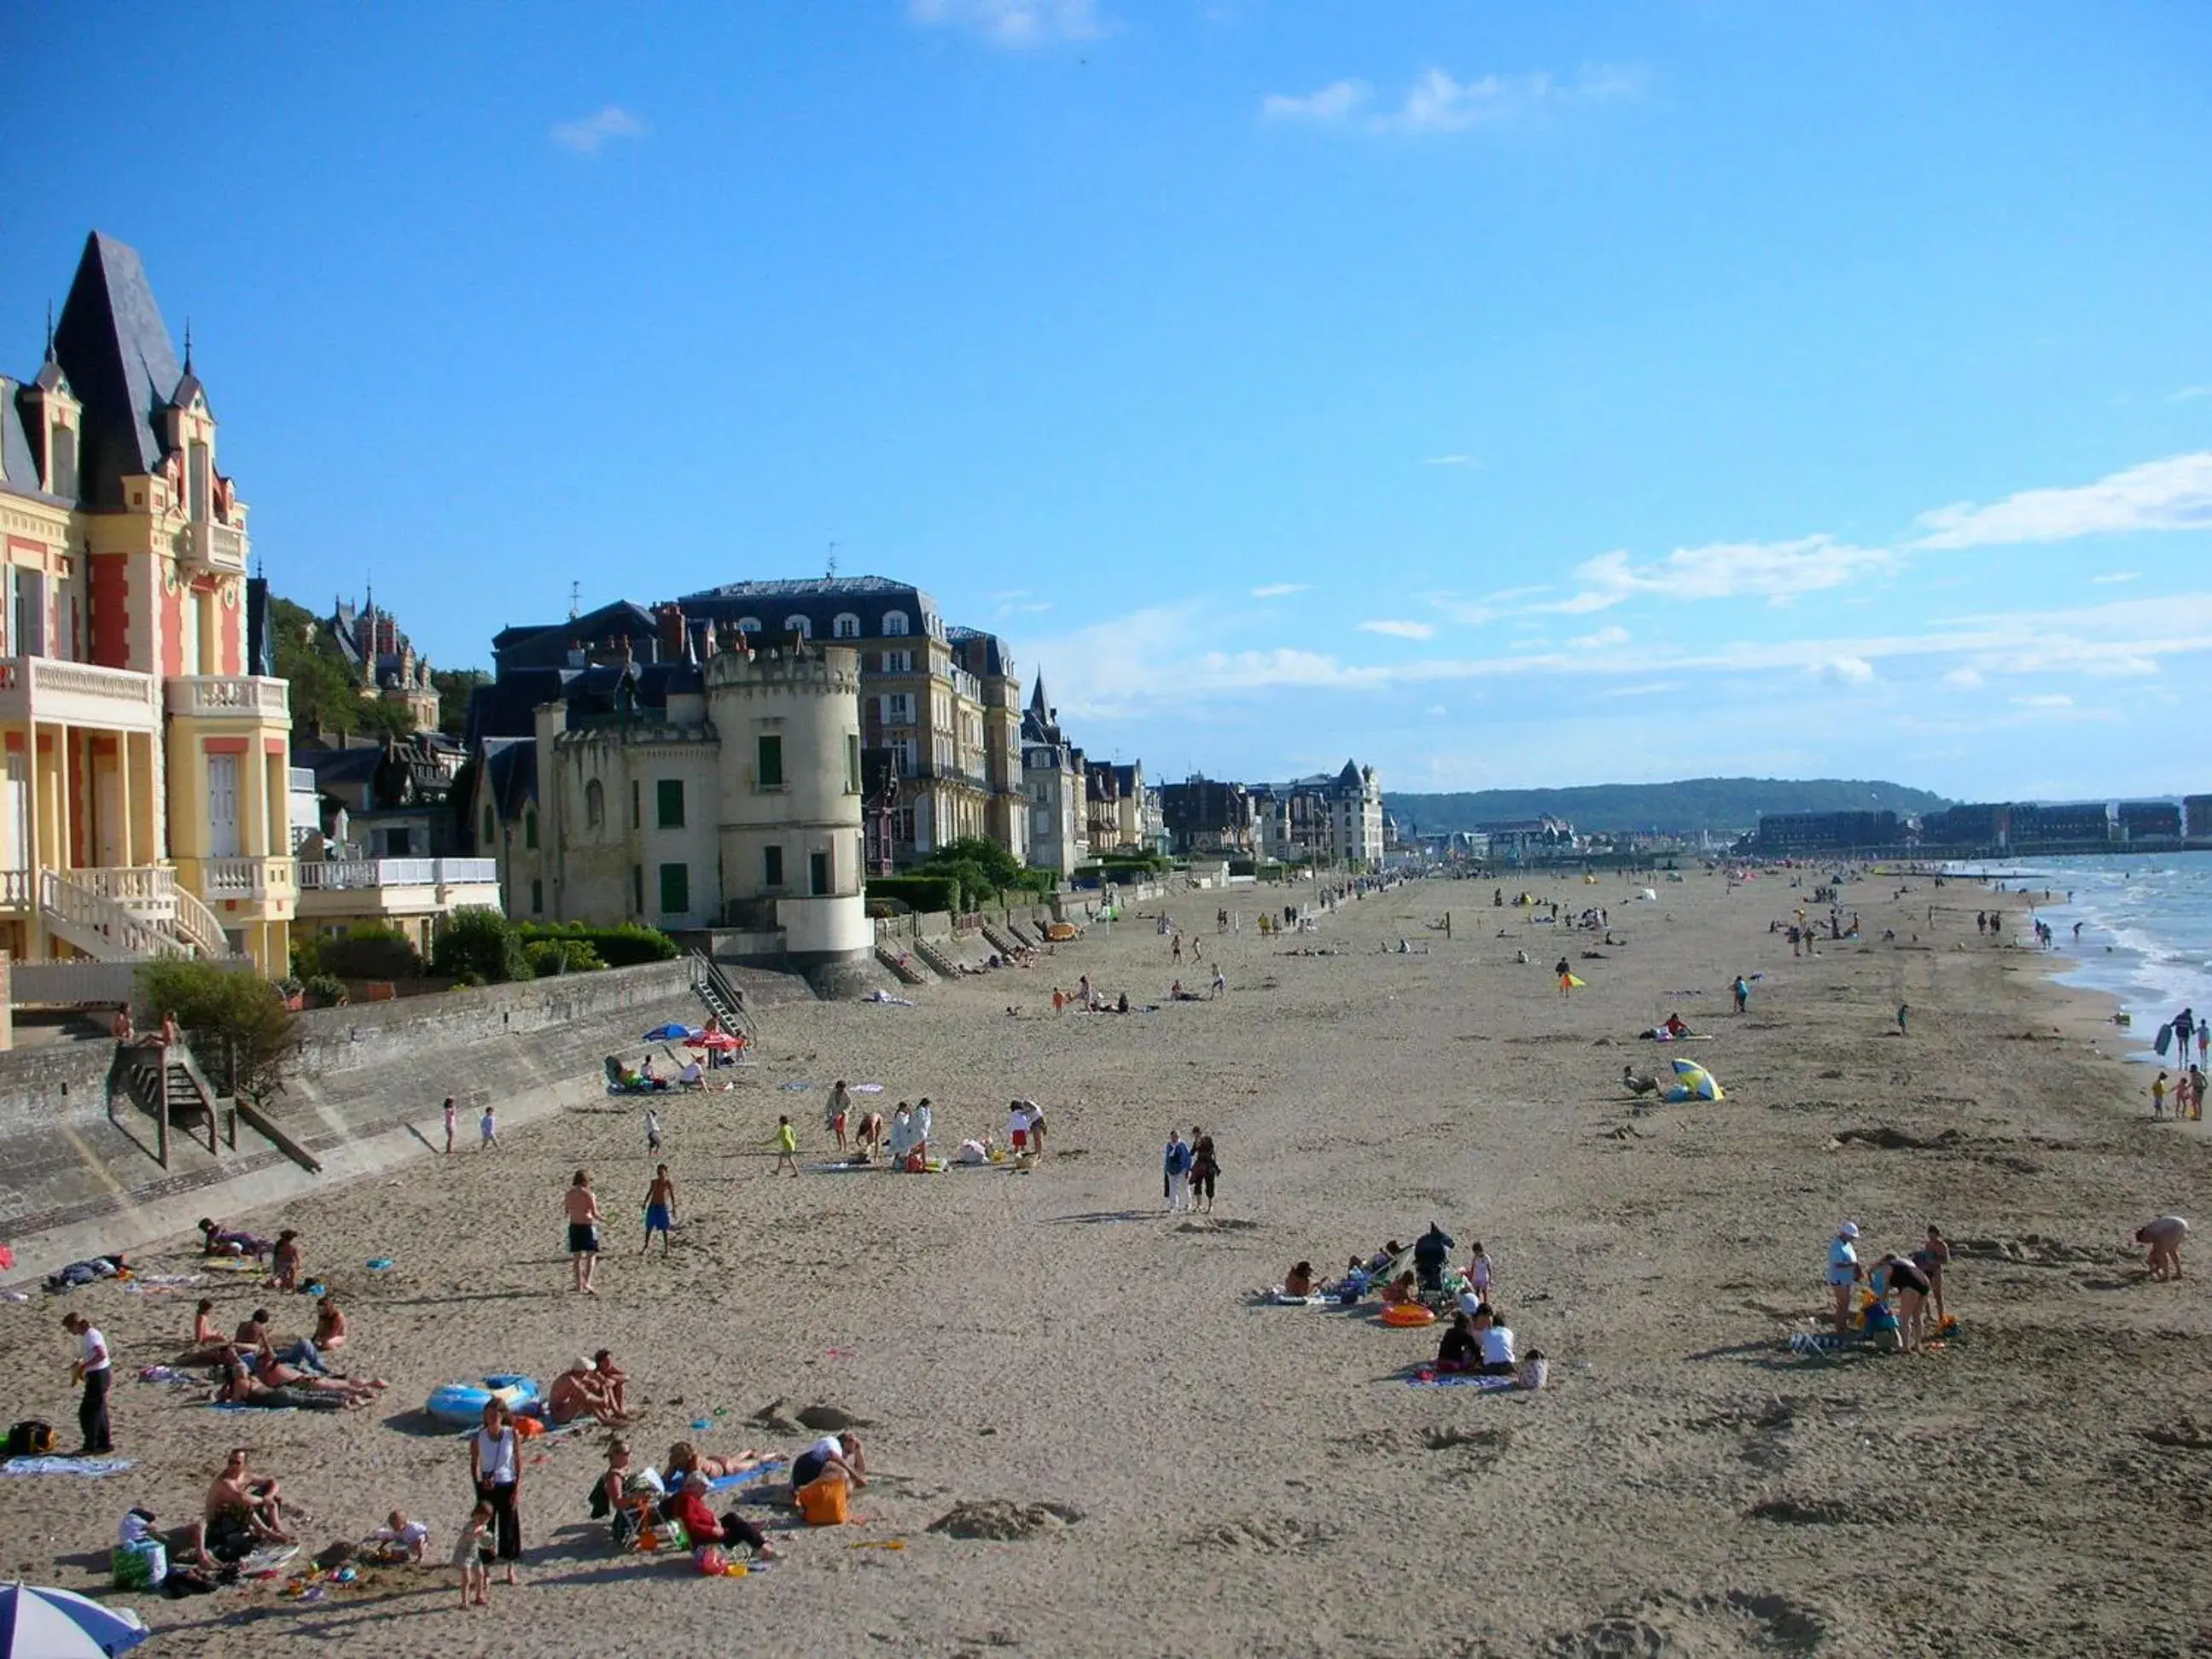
[685,1030,742,1051]
[0,1583,151,1657]
[1662,1057,1723,1103]
[643,1023,698,1042]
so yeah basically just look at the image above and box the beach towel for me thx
[3,1455,136,1476]
[1406,1372,1518,1390]
[705,1458,786,1493]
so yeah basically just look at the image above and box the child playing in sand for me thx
[455,1500,492,1607]
[2138,1216,2188,1281]
[368,1510,429,1563]
[772,1116,800,1177]
[2152,1072,2169,1120]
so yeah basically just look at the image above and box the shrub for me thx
[524,937,605,976]
[303,973,350,1007]
[137,960,294,1107]
[430,908,533,984]
[317,925,422,981]
[289,934,322,980]
[513,922,674,968]
[866,875,960,916]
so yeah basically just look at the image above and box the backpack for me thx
[6,1420,55,1458]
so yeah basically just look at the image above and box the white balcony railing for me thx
[0,656,163,729]
[183,519,247,570]
[166,675,290,719]
[200,855,295,900]
[296,858,498,892]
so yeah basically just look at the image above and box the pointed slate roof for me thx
[1029,672,1049,717]
[51,231,188,509]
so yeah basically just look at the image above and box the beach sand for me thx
[5,867,2210,1656]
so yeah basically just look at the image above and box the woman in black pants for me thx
[468,1400,523,1582]
[1189,1129,1220,1215]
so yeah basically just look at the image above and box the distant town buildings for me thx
[322,591,439,731]
[1754,809,1901,856]
[1020,674,1087,877]
[1754,797,2208,856]
[1157,762,1384,868]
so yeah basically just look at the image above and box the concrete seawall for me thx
[0,960,811,1285]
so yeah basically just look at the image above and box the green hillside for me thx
[1386,777,1951,838]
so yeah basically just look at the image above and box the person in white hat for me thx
[1826,1222,1864,1333]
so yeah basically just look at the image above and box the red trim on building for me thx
[202,736,250,755]
[262,738,286,757]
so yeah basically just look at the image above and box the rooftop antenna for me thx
[826,541,838,579]
[568,580,581,620]
[183,317,194,375]
[43,302,55,361]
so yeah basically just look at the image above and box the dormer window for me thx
[783,614,812,638]
[832,612,861,639]
[736,616,762,633]
[882,610,910,637]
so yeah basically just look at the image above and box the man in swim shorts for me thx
[642,1165,677,1256]
[564,1171,603,1295]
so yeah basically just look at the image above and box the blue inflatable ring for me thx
[426,1373,541,1425]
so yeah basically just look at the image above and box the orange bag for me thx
[795,1474,850,1527]
[514,1414,545,1438]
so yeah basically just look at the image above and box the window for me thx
[736,615,762,633]
[882,649,914,673]
[833,612,861,639]
[659,862,690,915]
[887,693,911,725]
[524,808,538,850]
[882,610,910,637]
[846,734,861,795]
[632,865,643,913]
[756,734,783,790]
[481,806,496,847]
[631,780,641,830]
[763,845,784,888]
[530,877,543,914]
[656,778,685,828]
[585,779,603,829]
[810,850,831,897]
[783,614,812,638]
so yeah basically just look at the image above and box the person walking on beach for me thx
[643,1165,677,1256]
[772,1115,800,1177]
[1896,1003,1910,1037]
[61,1311,113,1456]
[1163,1130,1191,1213]
[644,1107,662,1155]
[564,1171,603,1295]
[442,1096,457,1155]
[826,1081,852,1152]
[479,1103,498,1150]
[1826,1222,1863,1334]
[1732,975,1749,1015]
[1190,1127,1220,1214]
[468,1400,523,1585]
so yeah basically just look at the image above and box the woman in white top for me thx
[468,1400,523,1582]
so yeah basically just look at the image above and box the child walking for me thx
[480,1103,499,1149]
[455,1500,492,1608]
[772,1115,800,1178]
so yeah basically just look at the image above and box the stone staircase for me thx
[687,952,758,1037]
[911,936,965,979]
[108,1040,225,1167]
[979,921,1026,958]
[875,944,935,985]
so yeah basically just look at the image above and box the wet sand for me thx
[4,867,2209,1657]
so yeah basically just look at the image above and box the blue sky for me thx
[9,1,2212,800]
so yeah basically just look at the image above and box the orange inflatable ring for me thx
[1380,1302,1437,1328]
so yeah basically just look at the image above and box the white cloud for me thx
[1914,451,2212,548]
[1567,626,1630,649]
[550,105,643,154]
[1421,453,1478,468]
[2012,694,2074,709]
[2090,571,2142,585]
[1813,655,1877,687]
[1260,64,1641,134]
[1943,667,1984,689]
[910,0,1103,47]
[2171,387,2212,403]
[1359,620,1435,640]
[1559,536,1895,610]
[1250,583,1310,599]
[1261,79,1372,123]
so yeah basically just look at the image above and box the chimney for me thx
[655,602,685,662]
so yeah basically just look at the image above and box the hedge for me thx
[513,921,678,968]
[865,875,961,916]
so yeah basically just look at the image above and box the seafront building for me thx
[469,618,869,964]
[1020,674,1087,877]
[0,232,295,987]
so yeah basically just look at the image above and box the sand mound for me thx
[927,1499,1084,1540]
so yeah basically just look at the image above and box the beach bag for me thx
[795,1474,850,1527]
[113,1540,167,1589]
[589,1478,613,1520]
[1517,1352,1549,1391]
[6,1419,55,1458]
[693,1544,728,1576]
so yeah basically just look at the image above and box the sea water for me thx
[1944,851,2212,1063]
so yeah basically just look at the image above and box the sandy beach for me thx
[5,866,2209,1657]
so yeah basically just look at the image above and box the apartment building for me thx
[1020,674,1087,877]
[674,577,1023,867]
[0,232,294,982]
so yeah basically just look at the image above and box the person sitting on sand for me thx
[2138,1215,2189,1281]
[1435,1313,1479,1373]
[1381,1271,1419,1307]
[206,1447,294,1555]
[179,1298,240,1365]
[236,1307,332,1376]
[1470,1304,1516,1376]
[1283,1261,1315,1297]
[1622,1065,1659,1097]
[549,1357,628,1426]
[199,1218,270,1258]
[790,1431,867,1496]
[956,1136,993,1165]
[600,1439,661,1514]
[666,1479,778,1560]
[1661,1012,1691,1039]
[1365,1241,1406,1276]
[666,1440,773,1486]
[593,1351,631,1417]
[311,1295,347,1353]
[366,1510,430,1563]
